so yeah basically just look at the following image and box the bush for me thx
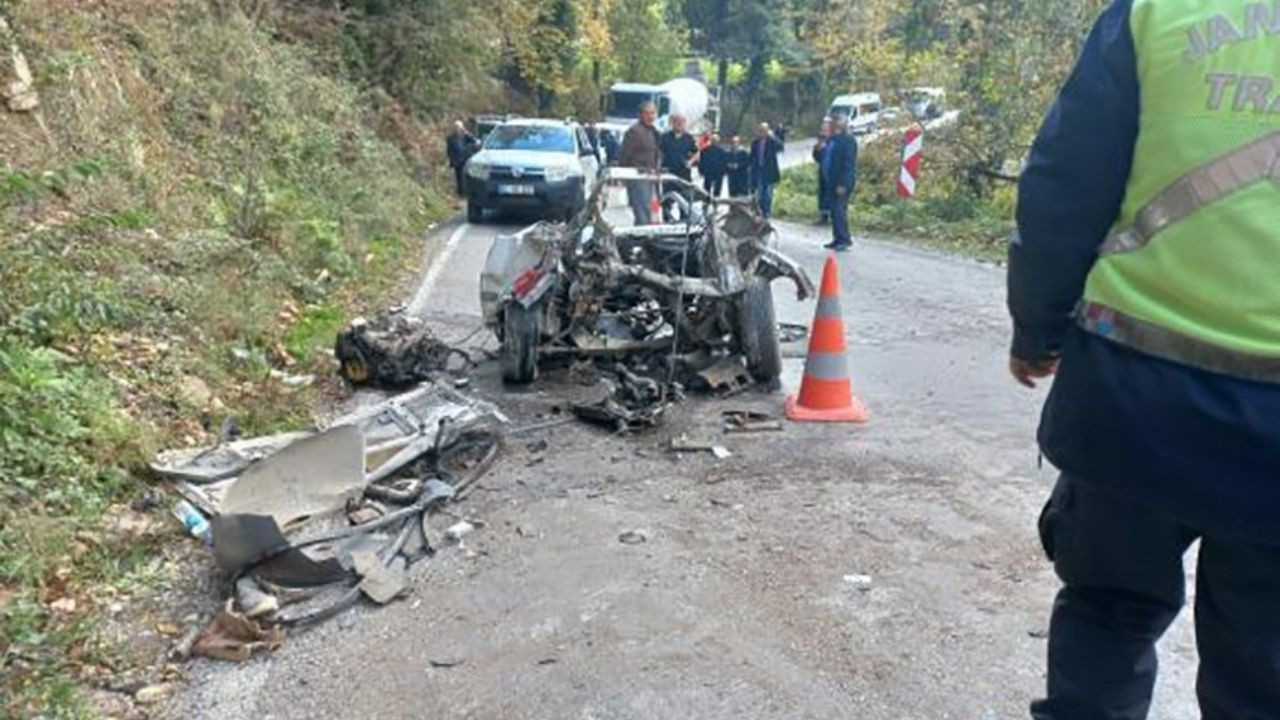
[0,344,136,513]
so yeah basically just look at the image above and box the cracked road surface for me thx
[164,207,1198,719]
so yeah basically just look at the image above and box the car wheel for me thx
[501,303,539,385]
[467,201,484,224]
[736,278,782,390]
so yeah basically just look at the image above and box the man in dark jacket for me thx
[699,133,728,198]
[750,123,783,218]
[811,118,833,224]
[726,135,750,198]
[659,114,699,221]
[445,120,478,196]
[1010,1,1280,718]
[600,127,620,166]
[823,117,857,251]
[619,102,661,225]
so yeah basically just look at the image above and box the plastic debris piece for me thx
[172,500,211,543]
[444,521,475,543]
[234,576,279,619]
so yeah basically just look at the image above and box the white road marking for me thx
[409,222,470,317]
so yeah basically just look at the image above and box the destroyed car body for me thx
[480,168,815,386]
[153,382,505,632]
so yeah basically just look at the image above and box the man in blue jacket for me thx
[823,117,857,251]
[749,123,783,218]
[1010,1,1280,718]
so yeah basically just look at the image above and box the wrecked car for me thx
[480,168,815,387]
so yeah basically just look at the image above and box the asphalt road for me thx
[165,195,1198,719]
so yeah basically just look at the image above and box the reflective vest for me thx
[1080,0,1280,383]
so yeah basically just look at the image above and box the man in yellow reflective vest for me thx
[1010,1,1280,718]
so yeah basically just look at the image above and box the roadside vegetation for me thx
[0,1,450,714]
[1,0,1111,715]
[772,136,1014,262]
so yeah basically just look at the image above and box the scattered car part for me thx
[353,552,408,605]
[335,309,471,389]
[778,322,809,344]
[722,410,784,433]
[692,355,753,394]
[155,382,505,641]
[669,436,732,459]
[151,431,310,484]
[571,364,679,432]
[219,426,366,529]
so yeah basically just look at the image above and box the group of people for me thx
[449,103,859,252]
[618,102,792,224]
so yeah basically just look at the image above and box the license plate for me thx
[498,184,535,196]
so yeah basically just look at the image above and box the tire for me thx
[467,201,484,224]
[736,278,782,389]
[501,302,539,385]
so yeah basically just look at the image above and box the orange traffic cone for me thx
[648,192,662,223]
[786,255,868,423]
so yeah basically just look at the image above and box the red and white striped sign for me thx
[898,124,924,198]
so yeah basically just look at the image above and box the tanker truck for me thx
[601,77,719,142]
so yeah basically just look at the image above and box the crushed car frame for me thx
[480,168,816,387]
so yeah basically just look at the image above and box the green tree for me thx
[682,0,789,106]
[501,0,582,113]
[609,0,685,83]
[332,0,499,117]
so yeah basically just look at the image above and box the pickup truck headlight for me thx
[466,162,490,180]
[544,165,580,183]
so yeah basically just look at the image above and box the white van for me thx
[828,92,884,135]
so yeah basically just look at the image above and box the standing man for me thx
[750,123,783,218]
[726,135,751,198]
[824,117,856,252]
[445,120,477,196]
[619,101,661,225]
[659,114,699,221]
[700,133,728,198]
[1010,1,1280,718]
[811,118,833,224]
[600,127,620,166]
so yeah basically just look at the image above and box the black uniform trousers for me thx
[1034,475,1280,720]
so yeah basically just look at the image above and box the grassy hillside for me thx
[0,1,452,714]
